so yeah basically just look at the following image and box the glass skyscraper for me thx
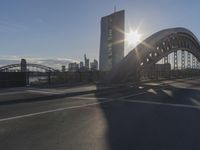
[99,10,125,71]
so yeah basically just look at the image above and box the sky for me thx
[0,0,200,67]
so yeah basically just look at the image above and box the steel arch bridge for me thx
[0,63,58,72]
[109,27,200,82]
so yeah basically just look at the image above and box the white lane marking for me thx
[0,91,28,96]
[162,89,173,97]
[119,99,200,109]
[70,97,108,100]
[0,99,113,122]
[118,91,148,99]
[27,90,63,95]
[147,88,158,95]
[0,89,63,96]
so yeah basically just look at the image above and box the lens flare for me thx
[126,30,142,46]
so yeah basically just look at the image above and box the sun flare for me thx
[126,30,142,46]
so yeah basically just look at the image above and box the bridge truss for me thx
[0,63,59,72]
[109,27,200,82]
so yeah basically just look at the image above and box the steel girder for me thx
[108,27,200,83]
[0,63,58,72]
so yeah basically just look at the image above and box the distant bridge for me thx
[0,63,58,72]
[109,27,200,82]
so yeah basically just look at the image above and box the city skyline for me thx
[0,0,200,63]
[0,55,96,70]
[0,1,200,149]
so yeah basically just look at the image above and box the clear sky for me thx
[0,0,200,62]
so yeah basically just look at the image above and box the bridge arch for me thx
[0,63,58,72]
[109,27,200,82]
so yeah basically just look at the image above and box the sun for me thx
[126,30,142,46]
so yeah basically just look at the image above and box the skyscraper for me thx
[99,10,125,71]
[20,59,27,72]
[84,54,90,71]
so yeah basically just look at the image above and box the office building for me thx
[61,65,66,72]
[84,54,90,71]
[20,59,27,72]
[79,61,84,71]
[99,10,125,71]
[90,59,98,71]
[79,61,84,68]
[68,62,79,72]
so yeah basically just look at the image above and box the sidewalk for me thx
[0,84,115,105]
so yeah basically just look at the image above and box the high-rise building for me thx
[68,62,79,72]
[84,54,90,71]
[99,10,125,71]
[61,65,66,72]
[79,61,84,71]
[90,59,98,71]
[79,61,84,68]
[20,59,27,72]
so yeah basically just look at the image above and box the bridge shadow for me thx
[95,80,200,150]
[1,79,200,149]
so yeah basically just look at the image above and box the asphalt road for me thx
[0,78,200,150]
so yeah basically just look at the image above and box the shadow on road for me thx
[1,80,200,150]
[95,81,200,150]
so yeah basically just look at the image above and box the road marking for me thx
[119,99,200,109]
[70,97,108,100]
[118,91,148,99]
[0,99,113,122]
[162,89,173,97]
[0,91,27,96]
[0,92,147,122]
[27,90,63,95]
[0,89,63,96]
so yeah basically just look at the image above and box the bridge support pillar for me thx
[174,51,178,70]
[187,52,191,68]
[164,55,168,64]
[192,55,196,69]
[181,50,185,69]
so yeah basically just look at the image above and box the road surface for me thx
[0,78,200,150]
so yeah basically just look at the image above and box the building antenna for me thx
[112,0,117,13]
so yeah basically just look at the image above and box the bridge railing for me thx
[140,69,200,81]
[0,72,27,88]
[28,71,102,87]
